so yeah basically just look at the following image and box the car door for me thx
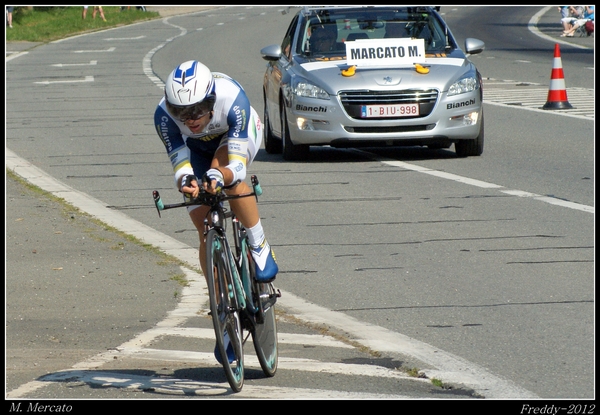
[265,14,299,138]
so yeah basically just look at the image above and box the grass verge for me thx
[5,6,159,43]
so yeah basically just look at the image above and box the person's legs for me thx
[209,146,278,281]
[561,17,574,32]
[189,205,211,279]
[189,194,265,281]
[563,19,584,36]
[97,6,106,21]
[186,142,219,279]
[187,132,277,282]
[188,183,265,281]
[568,22,580,36]
[82,6,88,19]
[209,146,261,233]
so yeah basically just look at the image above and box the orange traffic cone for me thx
[542,43,574,110]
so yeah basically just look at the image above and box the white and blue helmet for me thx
[164,60,216,121]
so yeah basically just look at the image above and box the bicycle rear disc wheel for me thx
[247,250,278,377]
[205,229,244,392]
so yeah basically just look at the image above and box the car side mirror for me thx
[465,38,485,55]
[260,44,283,61]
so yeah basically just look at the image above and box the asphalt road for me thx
[5,5,594,406]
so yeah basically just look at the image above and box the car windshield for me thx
[297,7,450,58]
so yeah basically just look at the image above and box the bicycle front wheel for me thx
[205,228,245,392]
[247,249,278,377]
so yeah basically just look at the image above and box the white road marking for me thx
[382,160,593,214]
[151,326,355,348]
[115,347,420,381]
[500,190,594,213]
[72,46,116,53]
[482,85,595,120]
[34,76,94,85]
[39,370,420,399]
[51,60,97,67]
[104,36,146,40]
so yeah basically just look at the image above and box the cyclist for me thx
[154,60,279,285]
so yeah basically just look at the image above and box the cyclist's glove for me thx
[202,168,224,193]
[180,174,198,202]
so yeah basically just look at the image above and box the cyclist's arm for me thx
[154,103,194,190]
[222,92,251,185]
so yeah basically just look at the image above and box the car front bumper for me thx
[285,90,483,147]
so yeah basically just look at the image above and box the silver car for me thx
[260,6,485,160]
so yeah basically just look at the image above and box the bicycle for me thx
[152,175,280,392]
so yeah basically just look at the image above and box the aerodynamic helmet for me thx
[164,60,216,122]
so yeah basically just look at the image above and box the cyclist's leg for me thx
[209,145,259,227]
[187,142,220,278]
[212,151,278,281]
[210,106,262,231]
[189,205,210,277]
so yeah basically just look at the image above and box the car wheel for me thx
[281,105,310,161]
[263,95,282,154]
[455,113,484,157]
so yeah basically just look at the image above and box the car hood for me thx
[294,56,474,94]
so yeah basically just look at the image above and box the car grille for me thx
[339,89,438,120]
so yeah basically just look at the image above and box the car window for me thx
[297,7,450,58]
[302,20,343,56]
[281,14,299,60]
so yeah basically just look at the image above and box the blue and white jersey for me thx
[154,72,262,188]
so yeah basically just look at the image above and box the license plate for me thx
[361,103,419,118]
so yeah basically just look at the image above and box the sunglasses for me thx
[166,97,215,122]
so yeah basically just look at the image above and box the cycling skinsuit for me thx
[154,72,263,205]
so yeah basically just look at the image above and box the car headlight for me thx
[293,80,330,100]
[448,76,478,96]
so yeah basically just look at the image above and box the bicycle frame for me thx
[152,175,262,313]
[152,175,279,391]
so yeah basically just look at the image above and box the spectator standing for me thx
[92,6,107,21]
[82,6,107,22]
[6,6,14,28]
